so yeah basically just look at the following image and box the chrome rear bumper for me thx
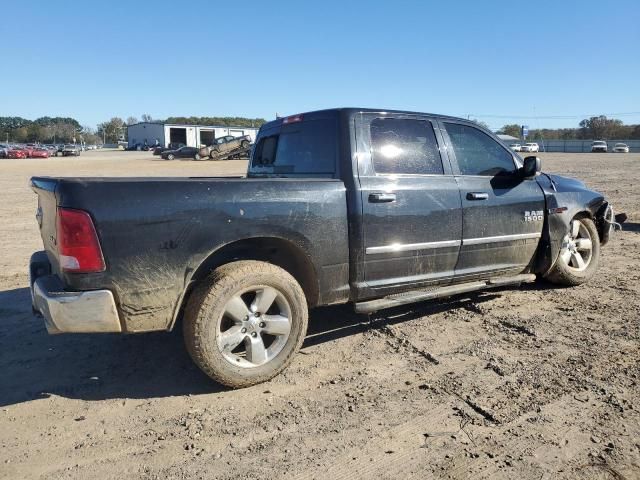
[30,252,121,334]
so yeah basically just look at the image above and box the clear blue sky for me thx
[1,0,639,130]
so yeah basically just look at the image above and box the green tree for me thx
[26,124,45,142]
[12,127,29,143]
[97,117,126,143]
[579,116,624,140]
[164,116,267,128]
[498,124,522,138]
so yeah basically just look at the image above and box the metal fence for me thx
[535,139,640,153]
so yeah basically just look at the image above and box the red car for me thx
[31,148,50,158]
[23,145,37,157]
[8,149,27,159]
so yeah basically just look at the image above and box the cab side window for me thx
[370,118,444,175]
[444,122,515,176]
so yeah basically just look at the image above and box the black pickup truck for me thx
[30,108,616,387]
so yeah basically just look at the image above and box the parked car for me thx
[509,143,522,152]
[22,145,37,157]
[613,143,629,153]
[31,148,50,158]
[198,135,252,160]
[62,144,81,156]
[521,142,539,152]
[0,144,9,158]
[43,145,57,156]
[29,108,617,388]
[50,145,60,156]
[160,146,199,160]
[153,143,185,156]
[8,148,27,159]
[591,141,608,153]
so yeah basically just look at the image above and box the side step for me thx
[354,274,536,314]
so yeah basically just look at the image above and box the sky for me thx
[1,0,639,131]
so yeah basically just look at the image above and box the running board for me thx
[354,274,537,314]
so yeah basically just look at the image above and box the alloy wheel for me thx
[560,220,593,272]
[217,286,292,368]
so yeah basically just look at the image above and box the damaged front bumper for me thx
[599,203,621,246]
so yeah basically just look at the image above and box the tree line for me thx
[4,114,638,144]
[0,116,88,144]
[164,116,266,128]
[0,114,267,144]
[498,116,640,141]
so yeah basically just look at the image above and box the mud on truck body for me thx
[30,108,617,387]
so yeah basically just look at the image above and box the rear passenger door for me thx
[357,114,462,296]
[439,121,545,278]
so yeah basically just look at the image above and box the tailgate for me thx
[31,177,61,273]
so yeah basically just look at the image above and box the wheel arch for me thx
[536,204,600,276]
[169,236,319,330]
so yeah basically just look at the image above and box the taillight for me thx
[56,208,105,273]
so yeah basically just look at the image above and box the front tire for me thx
[167,154,175,160]
[545,217,600,286]
[183,261,308,388]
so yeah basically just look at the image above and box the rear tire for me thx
[194,153,201,160]
[183,261,308,388]
[545,217,600,286]
[209,149,218,160]
[241,140,250,149]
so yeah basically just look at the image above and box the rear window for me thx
[249,118,337,176]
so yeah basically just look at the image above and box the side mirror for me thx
[521,156,541,178]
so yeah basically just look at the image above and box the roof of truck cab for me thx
[261,108,473,130]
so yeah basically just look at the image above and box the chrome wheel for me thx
[560,220,593,272]
[217,286,291,368]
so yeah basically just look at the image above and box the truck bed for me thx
[32,176,350,332]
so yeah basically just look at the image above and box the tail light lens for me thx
[56,208,105,273]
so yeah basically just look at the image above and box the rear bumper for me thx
[30,252,121,334]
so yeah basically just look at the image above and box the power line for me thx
[465,111,640,120]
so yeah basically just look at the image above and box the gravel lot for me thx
[1,150,639,479]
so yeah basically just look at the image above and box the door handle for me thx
[369,192,396,203]
[467,192,489,200]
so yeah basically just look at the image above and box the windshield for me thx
[593,141,606,145]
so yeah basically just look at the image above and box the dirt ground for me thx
[1,150,639,480]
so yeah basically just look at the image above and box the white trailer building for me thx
[127,122,260,149]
